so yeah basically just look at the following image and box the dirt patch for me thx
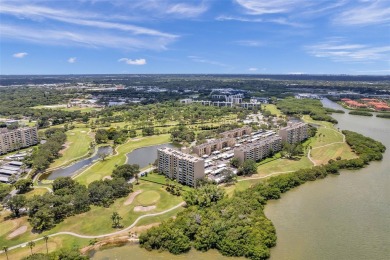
[134,205,156,212]
[102,175,113,181]
[7,225,27,239]
[80,131,86,133]
[80,223,161,255]
[130,223,160,234]
[124,190,143,206]
[131,138,144,141]
[59,142,72,155]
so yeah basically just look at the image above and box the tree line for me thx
[276,98,337,123]
[6,164,139,232]
[24,128,67,172]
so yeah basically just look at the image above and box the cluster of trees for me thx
[230,159,258,176]
[165,180,182,196]
[112,164,140,180]
[14,178,34,193]
[6,176,132,231]
[95,127,128,144]
[281,142,304,159]
[20,245,88,260]
[376,113,390,119]
[170,125,195,143]
[349,111,373,117]
[343,130,386,162]
[139,130,386,260]
[0,183,12,201]
[325,108,345,114]
[140,183,277,259]
[26,128,67,171]
[276,98,337,123]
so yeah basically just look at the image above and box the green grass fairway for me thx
[263,104,283,117]
[59,107,101,113]
[257,157,313,176]
[136,190,161,206]
[303,115,357,165]
[24,188,48,199]
[50,128,92,169]
[75,134,170,185]
[0,181,183,251]
[311,143,357,165]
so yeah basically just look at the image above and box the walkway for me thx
[237,170,295,182]
[307,126,346,166]
[1,202,185,254]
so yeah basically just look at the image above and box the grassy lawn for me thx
[136,190,161,206]
[59,107,101,113]
[224,179,263,197]
[0,180,183,249]
[75,134,170,186]
[0,235,88,260]
[49,128,93,169]
[24,188,48,199]
[311,143,357,165]
[257,156,313,176]
[303,115,357,165]
[263,104,283,117]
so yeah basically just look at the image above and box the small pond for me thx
[46,146,112,180]
[126,143,176,169]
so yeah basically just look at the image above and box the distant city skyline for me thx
[1,0,389,75]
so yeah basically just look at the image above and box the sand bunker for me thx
[102,175,113,181]
[124,190,143,206]
[80,131,86,133]
[134,205,156,212]
[8,225,27,239]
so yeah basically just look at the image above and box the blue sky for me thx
[1,0,389,75]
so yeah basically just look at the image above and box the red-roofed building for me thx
[345,100,367,108]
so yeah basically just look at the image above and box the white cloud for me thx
[166,3,208,17]
[67,57,77,63]
[234,0,307,15]
[248,67,258,71]
[235,40,263,47]
[215,15,262,22]
[334,0,390,26]
[118,58,146,65]
[12,52,28,58]
[0,2,178,51]
[306,39,390,62]
[0,24,175,51]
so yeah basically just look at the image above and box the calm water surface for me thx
[47,146,112,180]
[266,98,390,260]
[93,99,389,259]
[126,143,175,168]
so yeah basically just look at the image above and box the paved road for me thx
[1,201,185,254]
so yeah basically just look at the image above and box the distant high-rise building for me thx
[0,127,39,155]
[278,122,308,144]
[157,147,205,187]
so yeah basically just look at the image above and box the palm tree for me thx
[3,246,9,260]
[27,241,35,255]
[43,235,49,254]
[135,174,139,185]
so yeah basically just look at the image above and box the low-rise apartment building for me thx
[0,127,39,155]
[234,135,282,163]
[220,126,252,138]
[157,147,205,187]
[193,138,236,156]
[278,122,308,144]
